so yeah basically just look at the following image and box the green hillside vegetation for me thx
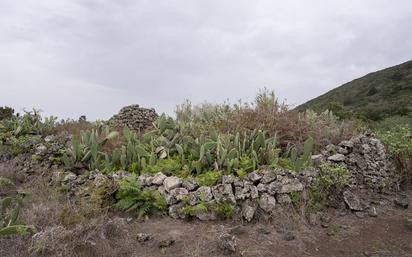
[296,60,412,124]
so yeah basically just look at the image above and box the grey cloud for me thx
[1,0,412,119]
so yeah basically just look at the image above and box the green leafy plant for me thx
[196,171,222,186]
[0,177,14,188]
[286,137,314,171]
[376,126,412,185]
[309,162,350,211]
[115,177,167,219]
[212,202,234,219]
[0,196,35,237]
[62,125,119,170]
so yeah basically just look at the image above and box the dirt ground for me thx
[0,161,411,257]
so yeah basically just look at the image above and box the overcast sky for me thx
[1,0,412,120]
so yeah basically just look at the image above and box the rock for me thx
[268,178,303,194]
[63,172,77,182]
[187,192,199,206]
[320,213,331,223]
[256,183,267,193]
[196,211,217,221]
[212,184,236,204]
[218,232,237,254]
[276,194,292,204]
[163,176,182,192]
[328,154,346,162]
[280,179,304,193]
[259,193,277,212]
[152,172,167,185]
[44,135,55,143]
[339,140,354,149]
[35,144,47,155]
[311,154,324,166]
[169,187,189,201]
[137,233,152,242]
[261,170,277,184]
[168,203,186,219]
[247,171,262,183]
[337,147,349,155]
[138,174,153,186]
[182,178,198,191]
[242,200,257,222]
[368,207,378,217]
[235,186,250,200]
[343,191,364,211]
[221,175,235,184]
[196,186,213,201]
[394,198,409,209]
[158,239,175,248]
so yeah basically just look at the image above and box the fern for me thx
[115,177,167,219]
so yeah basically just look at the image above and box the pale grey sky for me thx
[1,0,412,120]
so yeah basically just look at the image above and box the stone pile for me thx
[110,104,158,132]
[314,133,394,188]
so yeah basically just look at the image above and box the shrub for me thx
[308,162,351,210]
[376,126,412,186]
[0,177,14,188]
[0,106,14,121]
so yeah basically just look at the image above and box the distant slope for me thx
[296,60,412,121]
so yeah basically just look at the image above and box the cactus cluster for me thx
[63,114,315,178]
[0,196,35,237]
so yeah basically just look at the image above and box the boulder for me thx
[343,191,363,211]
[163,176,182,192]
[196,186,213,201]
[247,171,262,183]
[152,172,167,185]
[328,154,346,162]
[261,170,277,184]
[218,232,237,254]
[212,184,236,204]
[241,200,257,222]
[259,193,277,212]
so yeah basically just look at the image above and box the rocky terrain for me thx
[0,128,411,256]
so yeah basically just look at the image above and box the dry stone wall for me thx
[47,133,397,222]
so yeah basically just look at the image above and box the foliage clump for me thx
[0,196,35,237]
[376,126,412,186]
[115,177,167,219]
[308,162,351,211]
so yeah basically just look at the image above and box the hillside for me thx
[296,60,412,121]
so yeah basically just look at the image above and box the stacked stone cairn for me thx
[110,104,158,132]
